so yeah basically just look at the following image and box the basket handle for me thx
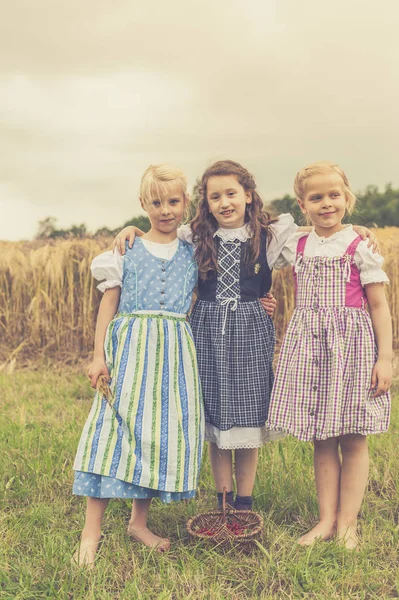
[222,486,227,523]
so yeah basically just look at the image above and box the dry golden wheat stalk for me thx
[0,229,398,364]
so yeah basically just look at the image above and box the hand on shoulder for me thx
[352,225,379,253]
[113,226,142,255]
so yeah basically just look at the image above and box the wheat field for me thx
[1,229,398,598]
[0,228,398,367]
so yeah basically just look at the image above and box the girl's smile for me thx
[141,179,187,241]
[206,175,252,229]
[298,174,348,237]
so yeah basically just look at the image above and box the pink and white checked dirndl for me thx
[267,234,390,441]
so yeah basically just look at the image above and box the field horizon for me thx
[1,227,398,371]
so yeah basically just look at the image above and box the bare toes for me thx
[337,527,359,551]
[297,523,336,546]
[72,537,101,568]
[127,525,170,552]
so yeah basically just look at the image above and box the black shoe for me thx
[217,491,234,508]
[234,495,253,511]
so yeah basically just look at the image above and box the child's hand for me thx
[371,359,392,397]
[113,226,137,255]
[352,226,379,253]
[87,357,110,389]
[260,292,277,317]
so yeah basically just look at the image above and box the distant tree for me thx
[93,216,151,238]
[186,178,201,222]
[349,184,399,227]
[35,183,399,242]
[94,227,116,237]
[269,185,399,227]
[36,218,87,239]
[267,195,304,224]
[69,224,87,238]
[120,215,151,233]
[351,184,399,227]
[35,216,57,239]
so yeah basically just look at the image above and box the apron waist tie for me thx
[220,298,238,335]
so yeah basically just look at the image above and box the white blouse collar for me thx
[311,224,353,244]
[140,237,179,248]
[213,223,253,242]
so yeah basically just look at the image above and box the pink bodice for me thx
[294,234,367,309]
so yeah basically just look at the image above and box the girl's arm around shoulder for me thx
[267,213,298,269]
[364,282,392,398]
[177,223,194,245]
[352,226,379,252]
[267,214,334,270]
[113,226,145,255]
[112,224,193,254]
[88,287,121,389]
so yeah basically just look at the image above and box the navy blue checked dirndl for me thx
[189,299,275,430]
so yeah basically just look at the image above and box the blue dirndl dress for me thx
[73,238,204,502]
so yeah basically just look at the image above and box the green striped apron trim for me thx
[124,318,146,481]
[185,328,201,484]
[100,319,130,473]
[106,319,117,366]
[173,325,184,491]
[81,392,102,471]
[117,312,187,322]
[80,320,118,471]
[149,319,163,488]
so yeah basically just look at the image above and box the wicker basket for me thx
[187,489,263,552]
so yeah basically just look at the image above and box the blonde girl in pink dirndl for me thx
[267,161,392,549]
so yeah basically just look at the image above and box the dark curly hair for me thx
[190,160,278,279]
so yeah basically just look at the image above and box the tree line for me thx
[36,183,399,239]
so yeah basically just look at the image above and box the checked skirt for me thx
[190,299,275,431]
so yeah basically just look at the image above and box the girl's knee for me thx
[339,434,368,454]
[314,437,339,452]
[235,447,258,459]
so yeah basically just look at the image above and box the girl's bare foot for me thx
[73,536,101,567]
[337,525,359,550]
[298,521,336,546]
[127,523,170,552]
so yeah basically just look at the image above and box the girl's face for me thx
[141,179,187,234]
[206,175,252,229]
[298,173,348,237]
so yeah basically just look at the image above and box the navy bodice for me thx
[197,231,272,302]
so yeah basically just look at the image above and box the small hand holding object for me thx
[371,359,392,398]
[259,292,277,317]
[87,357,110,389]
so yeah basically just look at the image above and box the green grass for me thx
[1,370,398,599]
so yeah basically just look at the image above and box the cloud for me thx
[1,0,398,239]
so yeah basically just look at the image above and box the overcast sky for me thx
[1,0,398,240]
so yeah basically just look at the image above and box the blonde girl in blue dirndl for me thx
[73,165,204,566]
